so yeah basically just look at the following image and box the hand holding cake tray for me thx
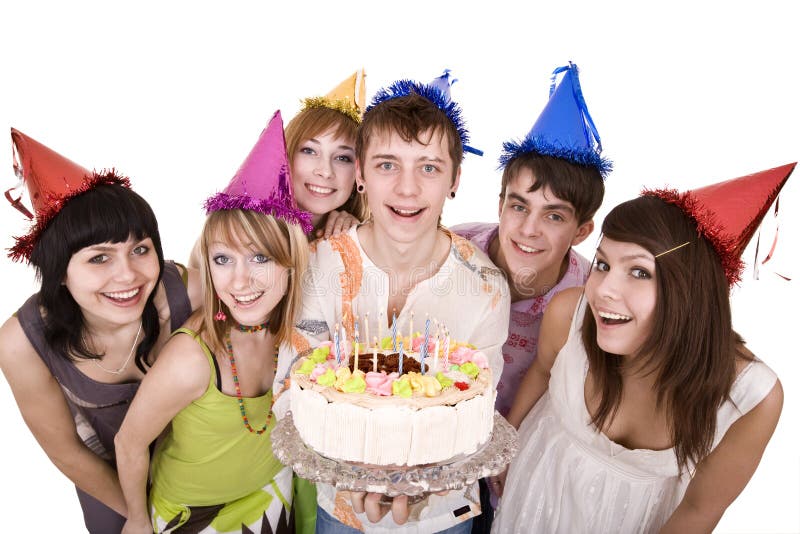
[271,317,518,497]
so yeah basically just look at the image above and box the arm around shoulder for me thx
[505,286,583,428]
[115,330,211,526]
[660,378,783,533]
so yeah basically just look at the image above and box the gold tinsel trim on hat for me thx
[301,96,362,124]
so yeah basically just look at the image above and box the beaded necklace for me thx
[235,321,269,333]
[224,321,274,434]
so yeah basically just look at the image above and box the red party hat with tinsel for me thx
[6,128,130,262]
[203,110,313,233]
[643,162,796,286]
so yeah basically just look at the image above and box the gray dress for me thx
[16,261,191,534]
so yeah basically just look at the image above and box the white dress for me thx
[492,298,778,534]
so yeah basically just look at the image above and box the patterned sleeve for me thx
[470,267,511,388]
[273,247,334,418]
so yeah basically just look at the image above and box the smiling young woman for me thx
[0,129,200,534]
[496,163,795,533]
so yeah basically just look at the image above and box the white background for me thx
[1,1,798,532]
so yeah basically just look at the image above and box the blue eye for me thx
[213,255,231,265]
[253,254,271,264]
[336,154,354,163]
[379,162,394,171]
[511,204,526,213]
[547,213,565,222]
[299,147,315,155]
[594,260,609,272]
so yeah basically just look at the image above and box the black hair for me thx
[29,184,164,372]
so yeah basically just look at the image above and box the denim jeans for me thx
[315,505,474,534]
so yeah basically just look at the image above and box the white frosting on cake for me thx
[289,357,496,466]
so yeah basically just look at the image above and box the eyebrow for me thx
[85,245,117,252]
[507,193,575,213]
[306,138,355,152]
[596,246,655,262]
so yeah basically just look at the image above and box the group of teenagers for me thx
[0,63,794,534]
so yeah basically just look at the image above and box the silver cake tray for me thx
[271,411,518,497]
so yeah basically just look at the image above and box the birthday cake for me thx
[289,335,495,466]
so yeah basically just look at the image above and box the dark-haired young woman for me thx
[492,164,794,533]
[0,130,200,533]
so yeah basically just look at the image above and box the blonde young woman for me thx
[116,111,310,533]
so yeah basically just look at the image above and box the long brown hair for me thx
[196,209,308,351]
[582,195,745,470]
[285,106,369,231]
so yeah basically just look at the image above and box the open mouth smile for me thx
[389,206,424,218]
[305,184,337,196]
[102,287,142,304]
[598,310,633,325]
[233,292,264,306]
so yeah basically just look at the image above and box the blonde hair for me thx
[285,106,369,229]
[197,209,308,350]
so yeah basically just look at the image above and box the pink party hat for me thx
[204,110,312,232]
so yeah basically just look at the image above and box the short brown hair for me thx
[196,209,308,350]
[501,153,604,224]
[582,195,745,471]
[356,93,462,184]
[285,106,369,230]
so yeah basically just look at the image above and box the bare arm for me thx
[0,317,128,516]
[660,379,783,533]
[115,331,210,532]
[505,287,582,429]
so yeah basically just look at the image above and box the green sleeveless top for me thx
[149,328,283,506]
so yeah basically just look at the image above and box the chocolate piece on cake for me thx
[352,352,422,375]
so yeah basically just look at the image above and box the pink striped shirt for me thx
[450,222,590,417]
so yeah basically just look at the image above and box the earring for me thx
[449,191,456,199]
[214,297,227,321]
[357,184,365,193]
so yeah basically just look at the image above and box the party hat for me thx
[204,110,313,233]
[500,62,611,176]
[367,69,483,156]
[644,162,796,285]
[301,69,366,123]
[6,128,130,261]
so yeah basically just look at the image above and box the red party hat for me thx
[6,128,129,262]
[643,162,796,285]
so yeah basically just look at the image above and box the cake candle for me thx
[423,316,430,352]
[443,330,451,368]
[433,331,440,373]
[377,309,383,346]
[364,312,370,351]
[333,324,341,365]
[398,340,404,375]
[354,319,360,372]
[372,336,378,373]
[392,311,397,351]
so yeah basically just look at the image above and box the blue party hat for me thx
[500,63,611,177]
[367,69,483,157]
